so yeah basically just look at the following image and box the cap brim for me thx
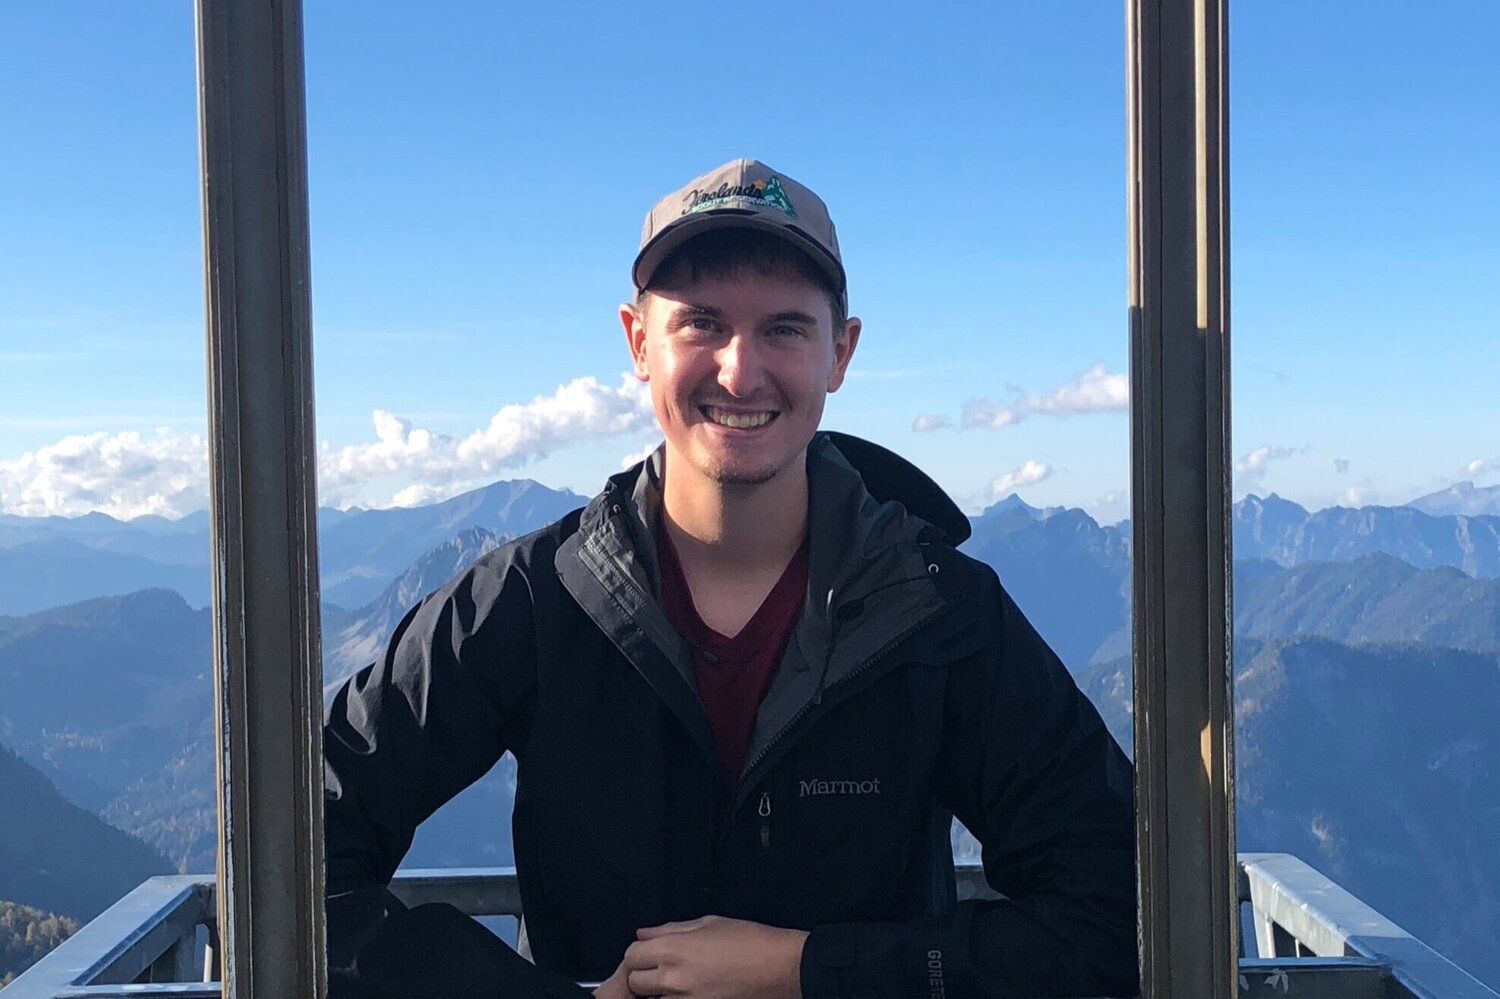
[632,209,847,309]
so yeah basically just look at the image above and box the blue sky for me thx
[2,1,1496,522]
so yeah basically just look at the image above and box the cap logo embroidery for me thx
[682,176,797,218]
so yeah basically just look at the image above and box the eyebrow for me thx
[666,304,820,326]
[763,310,821,326]
[668,304,726,322]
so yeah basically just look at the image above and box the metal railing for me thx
[4,856,1495,997]
[1236,853,1497,998]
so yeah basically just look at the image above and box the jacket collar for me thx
[555,433,962,789]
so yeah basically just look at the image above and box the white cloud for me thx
[960,399,1021,430]
[1236,445,1297,475]
[317,373,655,507]
[619,441,662,470]
[2,373,656,518]
[1234,444,1306,496]
[1087,489,1131,525]
[0,429,210,519]
[954,364,1128,431]
[911,413,950,433]
[1468,457,1498,479]
[386,483,453,509]
[1025,364,1130,416]
[989,459,1052,498]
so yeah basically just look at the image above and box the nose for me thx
[715,331,765,397]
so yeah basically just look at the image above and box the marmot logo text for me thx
[799,778,882,796]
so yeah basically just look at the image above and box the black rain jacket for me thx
[323,432,1138,998]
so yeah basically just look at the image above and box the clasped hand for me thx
[591,914,807,999]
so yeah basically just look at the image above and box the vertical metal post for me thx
[195,0,326,995]
[1127,0,1235,996]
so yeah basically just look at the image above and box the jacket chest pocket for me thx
[789,775,905,846]
[779,697,918,853]
[786,661,951,845]
[736,668,946,926]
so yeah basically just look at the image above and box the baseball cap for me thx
[632,158,847,316]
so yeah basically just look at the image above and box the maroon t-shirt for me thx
[655,516,809,794]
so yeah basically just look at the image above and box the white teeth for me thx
[704,406,774,429]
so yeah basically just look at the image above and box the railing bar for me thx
[56,987,224,998]
[15,858,1496,997]
[1241,853,1499,997]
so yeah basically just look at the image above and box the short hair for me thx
[636,228,847,329]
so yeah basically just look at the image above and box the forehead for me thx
[642,267,831,322]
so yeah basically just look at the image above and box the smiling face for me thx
[622,264,860,490]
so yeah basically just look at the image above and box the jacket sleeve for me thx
[322,551,584,996]
[798,568,1139,998]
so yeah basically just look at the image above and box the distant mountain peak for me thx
[1408,480,1500,518]
[1240,492,1307,513]
[974,492,1073,524]
[991,493,1038,514]
[14,587,195,630]
[324,526,508,688]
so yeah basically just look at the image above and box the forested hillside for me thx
[0,743,171,922]
[1079,637,1500,988]
[0,901,79,987]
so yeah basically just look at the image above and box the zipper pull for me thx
[758,791,771,849]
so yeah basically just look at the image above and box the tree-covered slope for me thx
[0,743,171,923]
[1078,637,1500,989]
[0,900,80,987]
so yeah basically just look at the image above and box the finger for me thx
[591,965,632,999]
[590,982,628,999]
[627,966,674,996]
[636,916,709,939]
[621,937,667,971]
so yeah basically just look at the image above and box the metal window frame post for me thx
[195,0,326,995]
[1127,0,1236,995]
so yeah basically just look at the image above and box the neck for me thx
[659,443,809,576]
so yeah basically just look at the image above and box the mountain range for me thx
[963,496,1130,671]
[1405,479,1500,517]
[7,484,1500,871]
[0,742,172,922]
[7,479,1500,620]
[315,479,581,607]
[1235,552,1500,651]
[0,478,584,617]
[1079,637,1500,989]
[5,476,1500,987]
[1235,492,1500,577]
[0,589,216,872]
[322,525,505,691]
[0,582,520,879]
[967,495,1500,670]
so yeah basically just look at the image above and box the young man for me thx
[323,160,1138,998]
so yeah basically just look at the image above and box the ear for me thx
[827,316,862,393]
[620,299,649,382]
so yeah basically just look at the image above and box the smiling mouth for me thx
[700,405,779,430]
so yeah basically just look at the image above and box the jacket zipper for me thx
[723,603,956,843]
[758,791,772,850]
